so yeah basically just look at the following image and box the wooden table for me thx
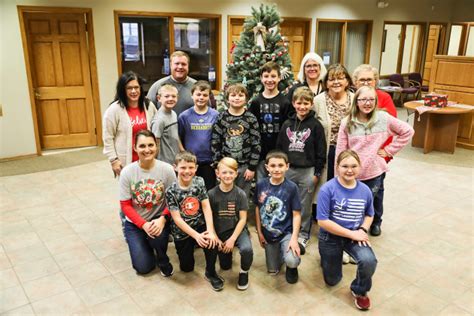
[404,101,473,154]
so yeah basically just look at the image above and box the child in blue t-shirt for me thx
[254,150,301,284]
[317,149,377,311]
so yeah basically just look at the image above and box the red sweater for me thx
[376,89,397,162]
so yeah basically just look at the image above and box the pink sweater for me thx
[336,111,414,180]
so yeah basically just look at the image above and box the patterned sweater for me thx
[335,111,414,180]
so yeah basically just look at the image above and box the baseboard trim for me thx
[0,153,39,162]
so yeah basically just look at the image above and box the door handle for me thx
[34,89,41,99]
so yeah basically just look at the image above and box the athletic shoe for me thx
[160,263,174,277]
[285,267,298,284]
[205,272,224,291]
[370,225,381,236]
[352,291,371,310]
[342,251,350,264]
[237,272,249,290]
[268,269,280,276]
[298,237,308,255]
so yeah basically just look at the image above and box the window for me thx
[115,12,221,91]
[379,22,425,76]
[447,23,474,56]
[316,19,372,73]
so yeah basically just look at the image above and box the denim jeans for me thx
[124,220,171,274]
[174,224,218,274]
[217,229,254,271]
[362,173,385,226]
[327,145,336,181]
[318,230,377,295]
[265,233,301,272]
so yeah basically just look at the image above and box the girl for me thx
[119,129,176,276]
[316,149,377,311]
[335,86,414,236]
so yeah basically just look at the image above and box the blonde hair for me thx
[158,84,178,96]
[292,86,314,102]
[170,51,190,63]
[336,149,361,166]
[346,86,378,133]
[217,157,238,172]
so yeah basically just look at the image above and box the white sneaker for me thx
[342,251,350,264]
[298,237,309,248]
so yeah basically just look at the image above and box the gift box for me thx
[423,93,448,108]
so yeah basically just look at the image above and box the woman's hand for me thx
[148,217,166,237]
[142,222,156,239]
[111,159,123,176]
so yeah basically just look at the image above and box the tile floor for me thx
[0,109,473,315]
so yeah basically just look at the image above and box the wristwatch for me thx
[358,227,368,234]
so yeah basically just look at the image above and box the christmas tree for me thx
[225,4,294,103]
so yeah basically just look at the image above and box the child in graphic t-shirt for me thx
[208,157,253,290]
[165,151,223,291]
[254,150,302,284]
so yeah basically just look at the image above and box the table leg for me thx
[429,114,460,154]
[412,112,426,149]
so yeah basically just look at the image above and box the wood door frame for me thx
[427,22,448,55]
[315,18,373,65]
[227,16,312,67]
[17,5,102,155]
[114,11,222,90]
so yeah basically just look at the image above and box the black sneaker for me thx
[237,272,249,290]
[205,272,224,291]
[285,267,298,284]
[370,225,381,236]
[160,263,174,277]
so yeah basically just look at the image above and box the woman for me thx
[336,86,414,236]
[316,149,377,311]
[103,71,157,176]
[287,52,327,105]
[119,129,176,275]
[313,63,354,181]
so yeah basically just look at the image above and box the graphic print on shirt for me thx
[260,195,286,236]
[332,197,366,222]
[131,179,165,212]
[260,103,281,134]
[129,114,146,127]
[219,201,236,218]
[286,127,311,152]
[225,123,245,160]
[190,118,213,131]
[181,196,200,217]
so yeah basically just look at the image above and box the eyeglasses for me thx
[328,76,347,82]
[126,86,140,91]
[357,78,374,84]
[357,98,376,104]
[305,63,320,69]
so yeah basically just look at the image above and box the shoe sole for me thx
[204,275,224,291]
[160,267,174,277]
[237,283,249,290]
[351,291,371,310]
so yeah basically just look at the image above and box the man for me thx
[147,51,196,116]
[351,64,397,237]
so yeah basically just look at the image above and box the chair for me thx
[408,72,429,99]
[389,74,419,104]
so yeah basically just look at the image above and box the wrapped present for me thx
[423,93,448,108]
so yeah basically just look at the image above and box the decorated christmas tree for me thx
[225,4,294,102]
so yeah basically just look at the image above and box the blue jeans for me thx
[217,229,254,271]
[265,233,301,272]
[124,220,171,274]
[362,173,385,226]
[318,230,377,295]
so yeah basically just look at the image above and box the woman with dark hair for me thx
[313,64,354,182]
[103,71,157,176]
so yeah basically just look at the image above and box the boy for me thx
[211,83,261,198]
[249,61,290,180]
[151,84,184,164]
[165,151,223,291]
[276,87,326,255]
[178,81,219,190]
[255,150,302,284]
[208,157,254,290]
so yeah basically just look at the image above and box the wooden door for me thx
[24,12,97,149]
[423,25,441,86]
[228,17,310,78]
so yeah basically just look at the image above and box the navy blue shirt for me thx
[254,178,301,242]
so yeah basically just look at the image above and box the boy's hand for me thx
[313,175,319,186]
[203,231,218,249]
[287,237,301,257]
[257,232,267,248]
[194,232,210,248]
[221,237,236,253]
[243,169,255,181]
[350,229,371,247]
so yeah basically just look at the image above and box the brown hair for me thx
[323,63,353,90]
[292,86,314,102]
[336,149,361,166]
[265,150,289,164]
[134,129,157,147]
[260,61,281,76]
[217,157,238,172]
[346,86,378,133]
[226,83,248,100]
[191,80,211,94]
[174,151,197,164]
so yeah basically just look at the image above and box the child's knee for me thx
[358,254,378,273]
[284,253,300,269]
[134,263,155,275]
[179,262,195,272]
[323,274,342,286]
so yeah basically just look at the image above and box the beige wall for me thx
[0,0,457,158]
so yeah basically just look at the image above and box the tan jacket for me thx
[102,100,156,167]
